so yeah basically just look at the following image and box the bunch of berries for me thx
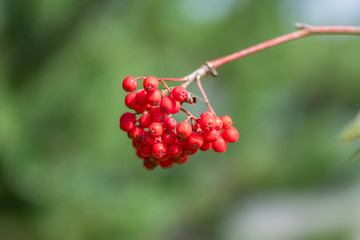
[120,76,239,170]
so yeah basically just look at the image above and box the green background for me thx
[1,1,360,239]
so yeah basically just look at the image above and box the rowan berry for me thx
[120,118,135,132]
[176,121,192,138]
[214,117,223,130]
[163,116,176,130]
[172,100,181,114]
[175,155,189,165]
[161,130,176,145]
[120,112,137,122]
[200,142,212,151]
[132,139,142,150]
[167,143,183,157]
[203,129,220,143]
[212,136,227,152]
[143,157,157,170]
[220,115,233,129]
[160,96,177,113]
[186,132,204,149]
[122,76,137,92]
[183,144,198,155]
[198,114,216,132]
[149,122,164,137]
[139,113,152,128]
[136,149,145,159]
[143,76,159,92]
[125,92,137,109]
[135,89,148,107]
[172,86,188,102]
[152,142,167,159]
[140,131,155,145]
[159,158,174,168]
[150,107,166,122]
[129,126,143,140]
[146,89,162,106]
[140,144,152,157]
[222,126,239,143]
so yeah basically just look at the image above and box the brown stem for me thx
[196,74,215,113]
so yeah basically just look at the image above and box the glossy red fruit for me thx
[159,158,174,168]
[212,136,227,152]
[139,113,152,128]
[132,140,142,150]
[167,143,183,157]
[140,144,152,157]
[186,132,204,149]
[143,76,159,92]
[172,100,181,114]
[198,114,216,132]
[214,117,223,130]
[136,149,145,159]
[200,142,212,151]
[152,142,167,159]
[222,126,239,143]
[129,126,143,140]
[141,131,155,145]
[175,155,189,165]
[203,129,220,143]
[150,107,166,123]
[160,96,176,113]
[135,89,148,107]
[220,115,233,129]
[163,116,176,130]
[146,89,162,106]
[120,118,135,132]
[125,92,137,109]
[161,130,176,145]
[172,86,188,102]
[183,144,198,155]
[143,157,157,170]
[149,122,164,137]
[120,112,137,122]
[122,76,137,92]
[176,121,192,138]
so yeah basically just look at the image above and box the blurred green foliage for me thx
[1,1,360,239]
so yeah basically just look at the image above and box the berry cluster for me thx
[120,76,239,170]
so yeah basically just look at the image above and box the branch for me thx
[181,23,360,86]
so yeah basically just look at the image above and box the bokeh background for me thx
[1,0,360,239]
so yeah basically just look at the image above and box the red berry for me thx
[129,126,143,140]
[172,100,181,114]
[203,129,220,143]
[172,86,188,102]
[183,144,198,155]
[212,136,227,152]
[161,130,176,145]
[152,142,167,159]
[143,76,159,92]
[136,149,145,159]
[198,114,216,132]
[214,117,223,130]
[140,144,152,157]
[143,157,157,170]
[160,96,176,113]
[132,140,142,150]
[139,113,152,128]
[186,132,204,149]
[149,122,164,137]
[175,155,189,165]
[200,142,212,151]
[220,115,233,129]
[159,158,174,168]
[176,121,192,138]
[167,143,183,157]
[150,107,166,123]
[120,112,137,122]
[125,92,137,109]
[222,126,239,143]
[163,116,176,130]
[135,89,148,107]
[120,118,135,132]
[146,89,162,106]
[140,131,155,145]
[122,76,137,92]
